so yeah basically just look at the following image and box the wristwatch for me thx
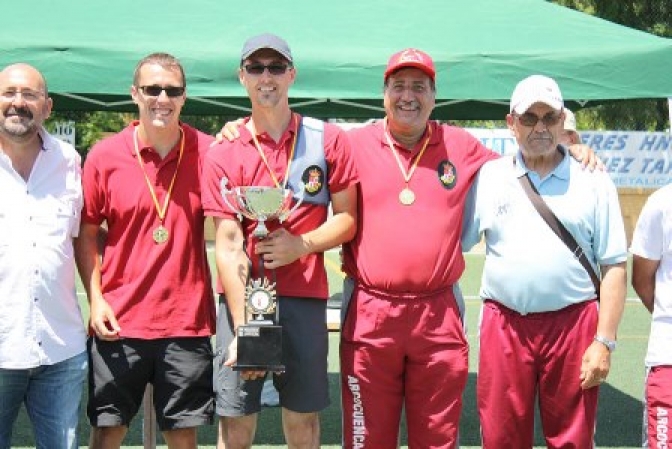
[594,335,617,352]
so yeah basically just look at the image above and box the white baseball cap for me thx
[510,74,564,115]
[563,108,577,132]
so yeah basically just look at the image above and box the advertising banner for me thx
[51,121,76,146]
[466,128,672,188]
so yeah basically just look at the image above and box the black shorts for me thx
[87,336,214,430]
[215,295,329,416]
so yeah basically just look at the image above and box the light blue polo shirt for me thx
[462,148,627,314]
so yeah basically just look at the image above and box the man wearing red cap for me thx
[339,48,498,449]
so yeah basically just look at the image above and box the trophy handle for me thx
[280,182,305,223]
[220,177,257,221]
[220,177,240,216]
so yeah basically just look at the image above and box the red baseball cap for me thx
[384,48,435,81]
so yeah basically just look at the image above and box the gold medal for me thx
[383,119,432,207]
[133,126,184,246]
[153,225,169,244]
[399,188,415,205]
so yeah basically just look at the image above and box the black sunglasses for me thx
[243,63,290,76]
[138,85,185,97]
[515,112,562,127]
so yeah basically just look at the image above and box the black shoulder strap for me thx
[517,168,601,297]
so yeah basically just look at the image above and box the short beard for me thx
[0,118,37,139]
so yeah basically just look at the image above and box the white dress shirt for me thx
[0,128,86,369]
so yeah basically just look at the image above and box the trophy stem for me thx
[253,220,270,239]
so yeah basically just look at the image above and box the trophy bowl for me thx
[220,179,304,239]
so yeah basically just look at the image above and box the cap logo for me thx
[397,49,423,63]
[543,86,561,100]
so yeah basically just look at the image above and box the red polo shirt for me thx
[201,114,358,300]
[343,120,498,295]
[81,122,216,338]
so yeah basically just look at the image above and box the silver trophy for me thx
[221,181,304,239]
[220,178,304,371]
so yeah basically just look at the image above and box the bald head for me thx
[0,63,52,141]
[0,63,48,95]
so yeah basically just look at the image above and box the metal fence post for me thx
[142,385,157,449]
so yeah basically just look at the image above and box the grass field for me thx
[9,251,650,448]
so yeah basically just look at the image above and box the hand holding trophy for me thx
[220,178,304,371]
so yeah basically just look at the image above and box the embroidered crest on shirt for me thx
[437,160,457,189]
[302,165,324,196]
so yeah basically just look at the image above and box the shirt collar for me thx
[127,120,188,156]
[514,145,569,181]
[376,119,440,151]
[35,127,51,152]
[240,113,300,148]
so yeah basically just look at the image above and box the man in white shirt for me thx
[0,63,87,449]
[630,184,672,448]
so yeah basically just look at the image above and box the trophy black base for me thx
[233,324,285,372]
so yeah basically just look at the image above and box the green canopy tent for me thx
[2,0,671,119]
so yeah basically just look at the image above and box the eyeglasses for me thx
[514,112,562,127]
[138,85,185,97]
[0,89,45,103]
[243,63,291,76]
